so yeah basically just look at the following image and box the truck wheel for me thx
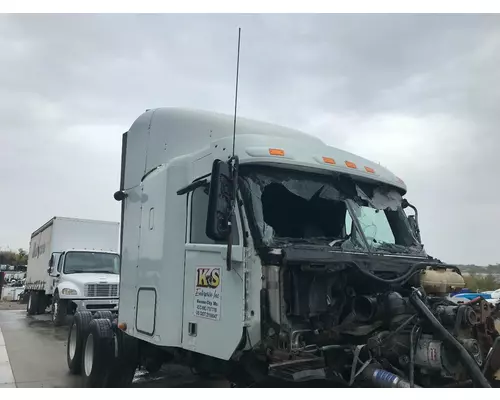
[82,319,114,387]
[52,293,68,326]
[37,294,47,315]
[67,311,93,374]
[27,291,39,315]
[93,311,114,321]
[105,331,138,387]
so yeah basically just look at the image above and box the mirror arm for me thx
[408,204,418,224]
[177,178,209,196]
[226,156,240,271]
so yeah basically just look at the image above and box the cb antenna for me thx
[226,28,241,272]
[231,27,241,158]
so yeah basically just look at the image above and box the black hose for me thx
[351,261,459,285]
[409,290,491,388]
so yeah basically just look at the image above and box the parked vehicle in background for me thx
[25,217,120,326]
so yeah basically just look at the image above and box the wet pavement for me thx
[0,307,230,388]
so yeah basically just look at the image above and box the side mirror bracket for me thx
[408,215,422,243]
[206,157,239,271]
[402,198,422,243]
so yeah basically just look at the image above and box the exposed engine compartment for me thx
[234,165,500,387]
[260,255,500,388]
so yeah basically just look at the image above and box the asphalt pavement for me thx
[0,304,230,388]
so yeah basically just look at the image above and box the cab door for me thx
[49,252,63,294]
[181,184,245,360]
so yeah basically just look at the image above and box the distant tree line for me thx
[458,264,500,274]
[0,249,28,266]
[463,274,498,292]
[454,263,500,292]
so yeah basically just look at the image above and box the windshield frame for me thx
[62,251,120,275]
[238,164,425,257]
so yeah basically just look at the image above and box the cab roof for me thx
[124,107,406,193]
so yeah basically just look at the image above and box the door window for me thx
[56,253,64,272]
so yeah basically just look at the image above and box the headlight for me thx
[61,288,78,296]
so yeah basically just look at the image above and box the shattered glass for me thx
[239,166,425,257]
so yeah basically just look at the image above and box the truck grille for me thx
[84,283,118,298]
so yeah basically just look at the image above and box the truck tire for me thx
[93,311,114,321]
[105,331,138,387]
[81,319,114,387]
[37,294,47,315]
[67,311,93,374]
[52,293,68,326]
[27,291,39,315]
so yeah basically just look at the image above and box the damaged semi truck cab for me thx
[69,108,500,388]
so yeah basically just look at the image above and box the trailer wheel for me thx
[67,311,93,374]
[52,293,68,326]
[81,319,114,387]
[27,291,39,315]
[93,311,114,321]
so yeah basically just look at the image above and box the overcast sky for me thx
[0,14,499,265]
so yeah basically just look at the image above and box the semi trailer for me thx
[26,217,120,326]
[67,108,500,387]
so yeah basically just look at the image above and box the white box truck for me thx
[26,217,120,326]
[66,108,500,388]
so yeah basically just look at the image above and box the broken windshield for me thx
[238,165,425,256]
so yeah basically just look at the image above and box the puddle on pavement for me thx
[26,313,70,341]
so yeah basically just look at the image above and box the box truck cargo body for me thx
[26,217,120,325]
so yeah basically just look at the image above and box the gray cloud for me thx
[1,14,499,265]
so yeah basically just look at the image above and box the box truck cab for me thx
[26,217,120,326]
[67,109,500,388]
[47,249,120,322]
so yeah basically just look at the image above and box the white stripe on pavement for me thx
[0,325,16,387]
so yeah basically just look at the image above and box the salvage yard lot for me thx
[0,303,230,388]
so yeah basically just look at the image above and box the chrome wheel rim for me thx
[69,323,77,360]
[28,294,31,310]
[84,333,94,376]
[53,301,58,320]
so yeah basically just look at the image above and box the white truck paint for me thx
[26,217,120,324]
